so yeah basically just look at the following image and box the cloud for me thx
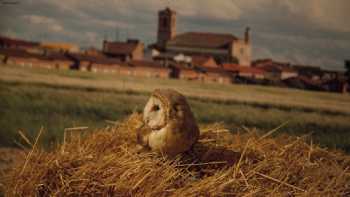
[0,0,349,69]
[91,19,131,29]
[280,0,350,32]
[169,0,241,20]
[44,0,242,21]
[22,15,64,33]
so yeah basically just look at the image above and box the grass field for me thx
[1,64,350,152]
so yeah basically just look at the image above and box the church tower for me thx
[157,7,176,50]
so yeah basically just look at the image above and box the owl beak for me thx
[145,118,150,125]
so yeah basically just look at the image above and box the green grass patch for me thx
[1,80,350,152]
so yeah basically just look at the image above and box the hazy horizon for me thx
[0,0,349,70]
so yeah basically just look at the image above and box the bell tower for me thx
[157,7,176,50]
[245,27,251,43]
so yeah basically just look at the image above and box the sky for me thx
[0,0,349,70]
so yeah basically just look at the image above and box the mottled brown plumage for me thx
[137,89,200,156]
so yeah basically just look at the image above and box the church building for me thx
[154,7,252,66]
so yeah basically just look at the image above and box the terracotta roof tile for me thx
[191,55,218,68]
[68,53,122,65]
[0,36,39,48]
[46,52,71,61]
[167,32,238,49]
[103,41,139,55]
[0,48,74,62]
[128,60,165,69]
[0,48,41,59]
[201,66,231,76]
[222,63,265,75]
[222,63,240,71]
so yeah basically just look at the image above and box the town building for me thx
[83,47,105,57]
[191,56,218,68]
[103,39,144,62]
[223,63,265,79]
[0,48,73,70]
[253,59,298,80]
[200,67,233,84]
[153,7,252,66]
[293,64,323,81]
[128,60,172,79]
[45,52,74,70]
[40,42,80,53]
[0,36,39,50]
[67,53,122,72]
[170,63,201,81]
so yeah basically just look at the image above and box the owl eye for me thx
[151,105,160,112]
[173,103,179,112]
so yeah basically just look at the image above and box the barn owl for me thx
[137,89,200,157]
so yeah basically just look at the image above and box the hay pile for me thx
[5,114,350,196]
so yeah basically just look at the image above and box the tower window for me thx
[162,18,168,28]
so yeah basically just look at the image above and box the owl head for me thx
[140,89,200,156]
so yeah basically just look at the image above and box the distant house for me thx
[128,60,171,78]
[0,36,39,50]
[45,52,74,70]
[103,39,144,62]
[223,63,265,79]
[320,69,345,82]
[200,67,232,84]
[170,63,200,81]
[0,48,73,69]
[67,54,170,78]
[168,62,232,84]
[263,65,297,80]
[293,65,323,81]
[191,56,218,68]
[83,47,105,57]
[153,7,252,66]
[40,42,80,53]
[67,53,122,73]
[252,59,273,67]
[253,60,298,80]
[152,52,176,67]
[0,48,39,67]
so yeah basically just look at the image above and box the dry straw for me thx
[5,113,350,196]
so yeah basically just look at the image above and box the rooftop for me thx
[128,60,165,69]
[0,35,39,48]
[167,32,238,49]
[68,53,123,65]
[103,40,141,55]
[223,64,265,75]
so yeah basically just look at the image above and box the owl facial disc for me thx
[143,95,166,130]
[138,89,200,157]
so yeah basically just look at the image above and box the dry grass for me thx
[4,114,350,196]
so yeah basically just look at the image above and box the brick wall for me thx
[133,66,170,78]
[179,69,199,80]
[203,72,231,84]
